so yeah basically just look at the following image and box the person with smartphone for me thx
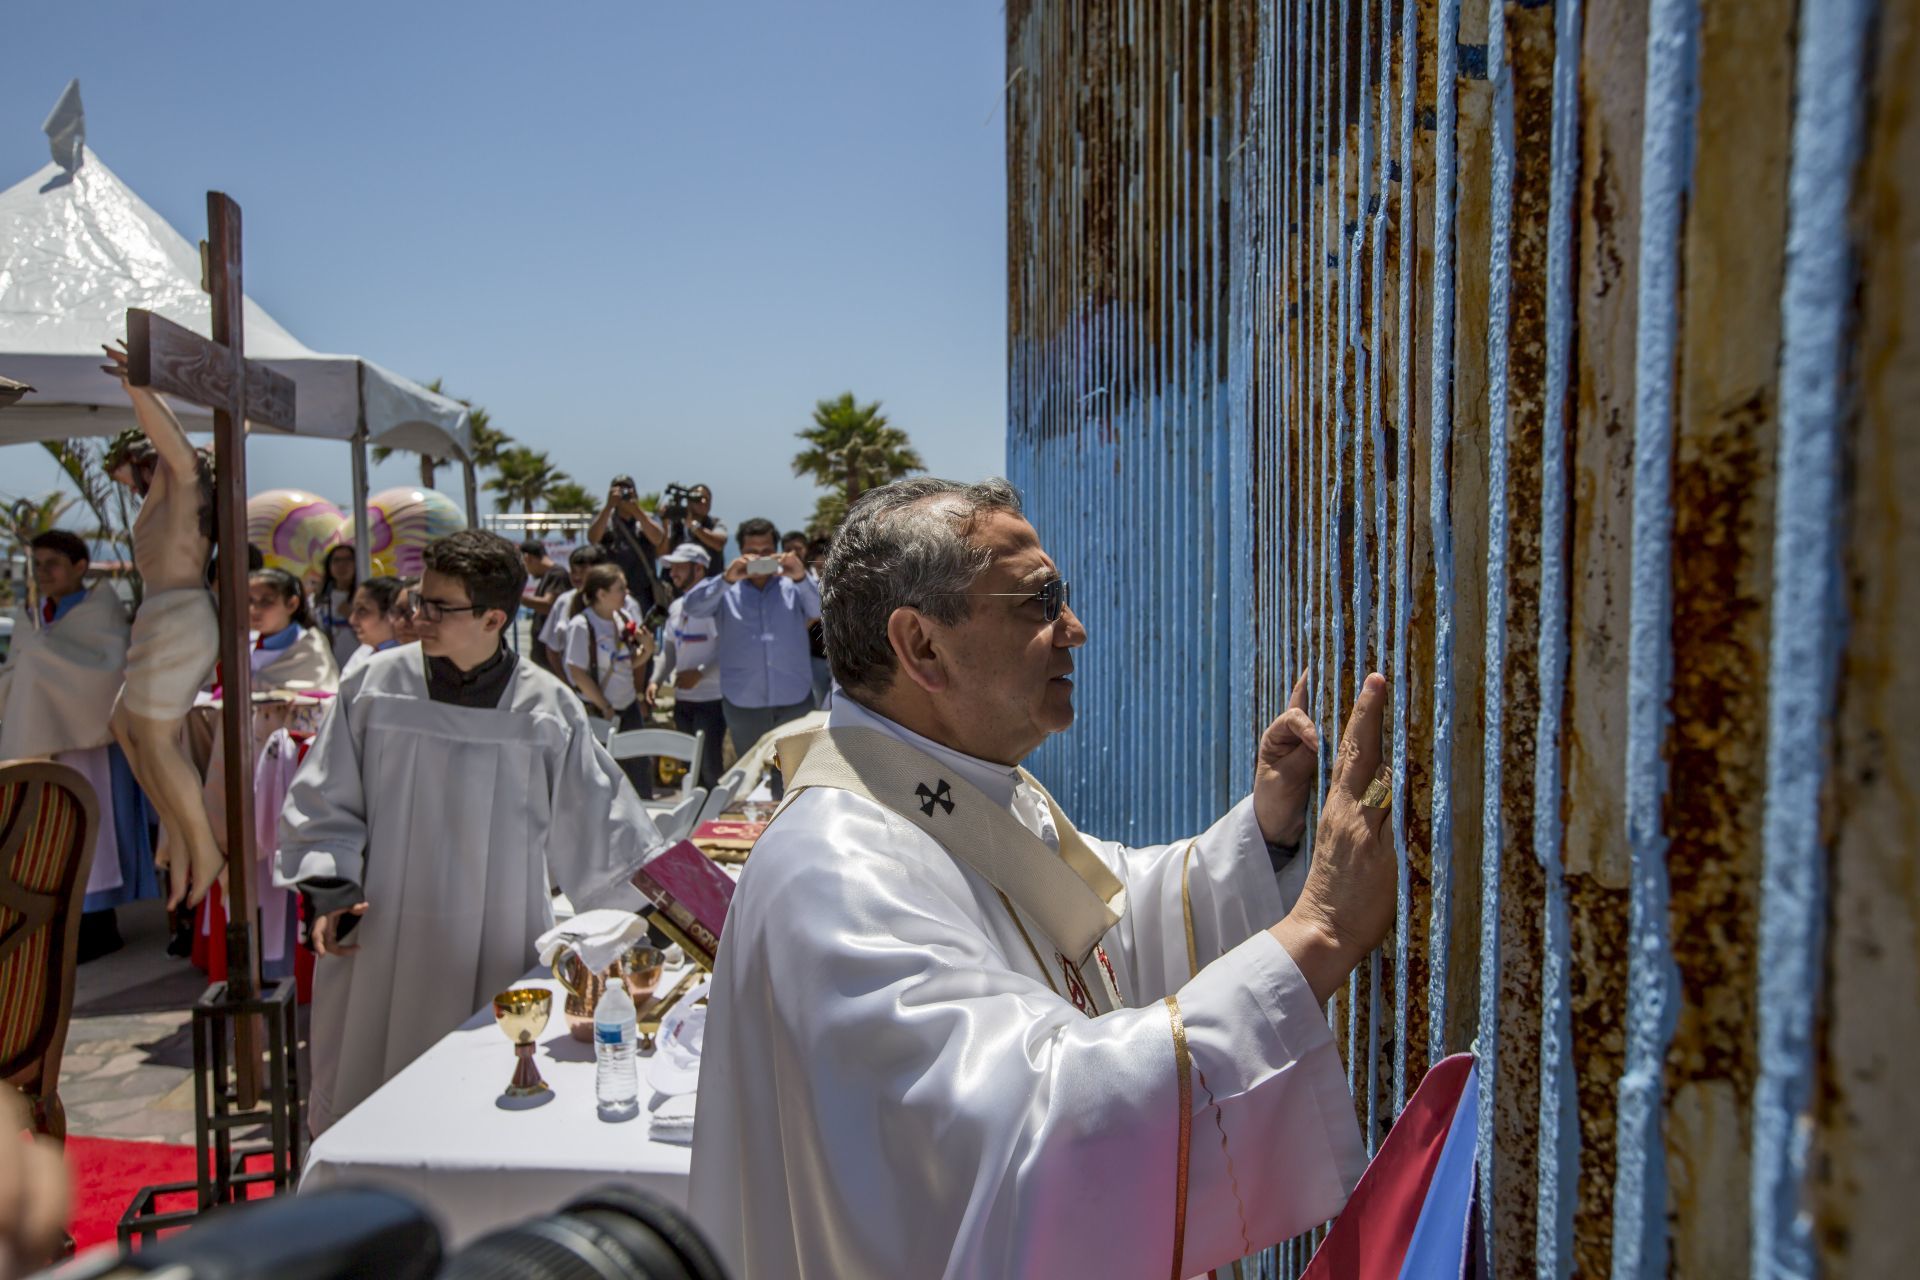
[677,517,820,794]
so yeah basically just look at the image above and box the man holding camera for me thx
[657,482,728,579]
[677,517,819,787]
[586,476,670,611]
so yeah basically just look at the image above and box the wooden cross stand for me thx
[121,193,303,1230]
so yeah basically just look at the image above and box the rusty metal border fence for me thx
[1004,0,1915,1274]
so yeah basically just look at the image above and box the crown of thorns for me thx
[101,428,150,472]
[102,429,215,480]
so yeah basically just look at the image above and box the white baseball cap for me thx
[660,543,710,566]
[647,979,710,1096]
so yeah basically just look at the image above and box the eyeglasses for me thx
[961,578,1071,622]
[414,595,490,623]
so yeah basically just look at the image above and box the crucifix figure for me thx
[100,348,221,912]
[114,194,295,1023]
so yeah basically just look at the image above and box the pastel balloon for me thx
[363,487,466,578]
[247,490,348,576]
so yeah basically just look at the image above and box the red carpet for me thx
[62,1136,275,1251]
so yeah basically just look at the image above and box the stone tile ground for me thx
[62,899,308,1146]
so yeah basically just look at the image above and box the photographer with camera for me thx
[656,483,727,579]
[587,476,673,613]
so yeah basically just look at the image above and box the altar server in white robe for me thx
[277,530,663,1135]
[0,532,139,915]
[689,478,1394,1280]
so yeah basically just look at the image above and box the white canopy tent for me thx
[0,144,475,573]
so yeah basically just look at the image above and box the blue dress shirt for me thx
[681,572,821,709]
[44,589,87,625]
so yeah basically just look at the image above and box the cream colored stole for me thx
[774,726,1129,1015]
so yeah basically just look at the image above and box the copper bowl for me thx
[555,943,668,1041]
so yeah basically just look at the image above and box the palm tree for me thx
[38,439,136,583]
[806,492,848,540]
[792,393,924,531]
[370,439,444,490]
[4,491,79,547]
[545,481,598,515]
[485,446,569,513]
[464,406,509,473]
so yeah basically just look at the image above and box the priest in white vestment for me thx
[689,478,1396,1279]
[277,530,664,1135]
[0,531,150,939]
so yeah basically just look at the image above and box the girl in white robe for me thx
[276,644,662,1134]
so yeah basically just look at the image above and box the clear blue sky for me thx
[0,1,1008,538]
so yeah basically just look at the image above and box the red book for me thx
[692,819,767,846]
[629,839,736,970]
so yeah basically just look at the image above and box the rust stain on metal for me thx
[1659,0,1795,1265]
[1483,3,1555,1269]
[1566,870,1630,1278]
[1814,2,1920,1271]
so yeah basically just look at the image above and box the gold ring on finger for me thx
[1361,766,1393,810]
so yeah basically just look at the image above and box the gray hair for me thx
[820,477,1025,695]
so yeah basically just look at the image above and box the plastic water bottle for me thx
[594,980,640,1121]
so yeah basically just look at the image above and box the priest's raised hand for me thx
[1252,667,1321,848]
[1269,671,1396,1006]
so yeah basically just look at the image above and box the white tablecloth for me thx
[300,969,696,1246]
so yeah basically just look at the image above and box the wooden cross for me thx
[126,193,296,1109]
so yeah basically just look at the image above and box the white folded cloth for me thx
[535,908,650,974]
[648,1092,697,1145]
[646,979,711,1097]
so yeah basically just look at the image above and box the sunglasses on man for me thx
[961,578,1071,622]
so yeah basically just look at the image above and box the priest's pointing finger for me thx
[1335,671,1390,836]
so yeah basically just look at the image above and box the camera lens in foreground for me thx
[441,1187,726,1280]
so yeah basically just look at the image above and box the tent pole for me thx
[351,430,371,580]
[352,364,371,579]
[463,456,479,527]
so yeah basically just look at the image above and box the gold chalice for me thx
[492,987,554,1098]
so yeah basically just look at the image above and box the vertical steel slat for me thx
[1532,0,1583,1269]
[1750,0,1876,1273]
[1426,0,1463,1066]
[1390,0,1418,1118]
[1608,0,1700,1272]
[1476,0,1516,1261]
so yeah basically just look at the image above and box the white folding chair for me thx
[649,786,707,845]
[607,727,705,800]
[693,768,744,829]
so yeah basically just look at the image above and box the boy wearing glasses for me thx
[276,529,661,1135]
